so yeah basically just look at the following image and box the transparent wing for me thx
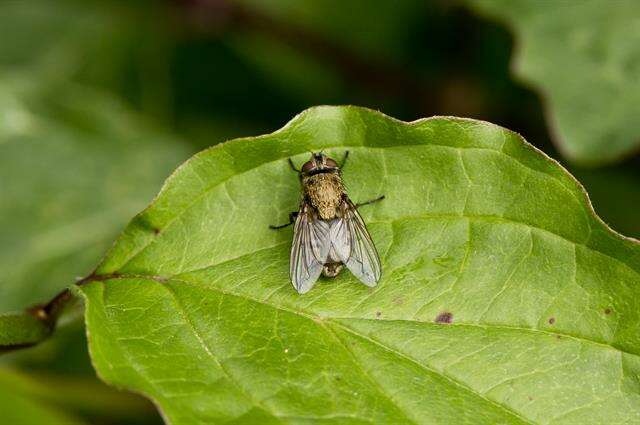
[290,203,331,294]
[331,198,381,286]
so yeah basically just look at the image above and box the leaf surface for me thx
[468,0,640,165]
[81,106,640,424]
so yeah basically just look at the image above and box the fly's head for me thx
[300,152,339,179]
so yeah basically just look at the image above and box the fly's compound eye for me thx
[324,157,338,168]
[301,160,315,172]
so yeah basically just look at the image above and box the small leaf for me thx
[468,0,640,165]
[81,106,640,423]
[0,313,51,349]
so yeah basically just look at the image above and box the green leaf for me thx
[467,0,640,165]
[0,366,162,425]
[0,313,51,349]
[0,78,192,312]
[0,368,84,425]
[0,0,187,313]
[80,106,640,423]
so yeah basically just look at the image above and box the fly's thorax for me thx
[302,172,344,220]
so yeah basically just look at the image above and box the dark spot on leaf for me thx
[548,317,555,325]
[604,308,612,315]
[132,214,160,235]
[556,335,562,340]
[528,396,533,401]
[375,311,382,318]
[435,312,453,324]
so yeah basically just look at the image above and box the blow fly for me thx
[270,152,384,294]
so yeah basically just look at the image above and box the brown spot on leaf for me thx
[435,312,453,324]
[375,311,382,318]
[548,317,555,325]
[392,297,404,306]
[604,308,612,315]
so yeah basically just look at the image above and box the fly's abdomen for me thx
[322,262,343,278]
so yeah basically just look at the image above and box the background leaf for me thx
[0,76,186,425]
[0,80,191,312]
[80,106,640,424]
[467,0,640,165]
[0,0,191,313]
[0,366,161,425]
[0,1,192,422]
[0,369,84,425]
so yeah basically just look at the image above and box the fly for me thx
[270,151,384,294]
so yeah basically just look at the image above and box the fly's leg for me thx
[288,158,300,173]
[356,195,385,208]
[339,150,349,169]
[269,211,298,229]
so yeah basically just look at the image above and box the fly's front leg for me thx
[339,150,349,169]
[269,211,298,229]
[356,195,385,209]
[288,158,300,173]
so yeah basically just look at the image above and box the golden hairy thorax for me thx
[302,172,344,220]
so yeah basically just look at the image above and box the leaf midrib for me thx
[163,283,284,424]
[89,271,635,358]
[104,274,531,424]
[85,272,636,425]
[329,321,533,425]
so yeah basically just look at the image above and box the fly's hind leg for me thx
[269,211,298,230]
[356,195,385,209]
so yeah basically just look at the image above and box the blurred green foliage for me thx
[470,0,640,165]
[1,0,639,423]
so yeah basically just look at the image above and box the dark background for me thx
[108,0,640,238]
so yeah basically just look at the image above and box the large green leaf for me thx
[467,0,640,165]
[80,106,640,423]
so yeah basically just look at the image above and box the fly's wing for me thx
[290,203,331,294]
[331,198,381,286]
